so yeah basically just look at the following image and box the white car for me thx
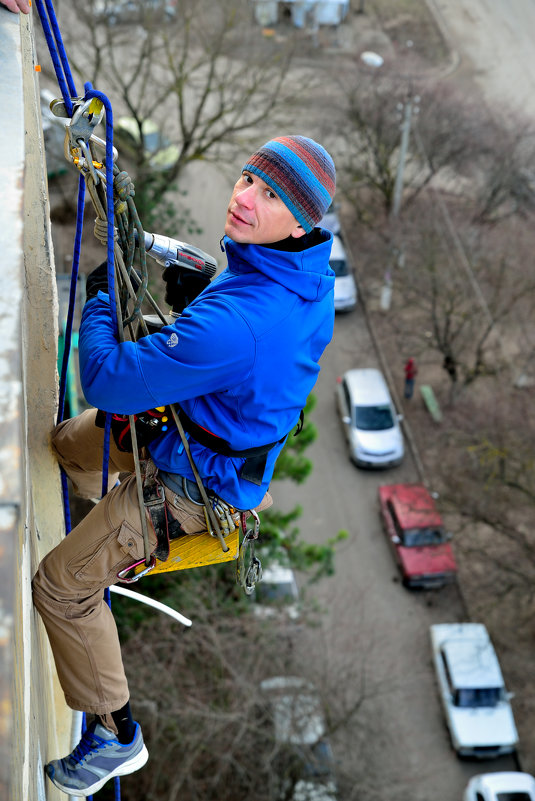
[114,116,180,171]
[336,368,404,468]
[330,235,357,312]
[252,560,300,621]
[260,676,337,799]
[319,203,341,236]
[464,772,535,801]
[430,623,519,758]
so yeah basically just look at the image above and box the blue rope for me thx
[81,85,119,329]
[57,175,85,426]
[34,4,123,798]
[81,84,118,498]
[33,0,76,114]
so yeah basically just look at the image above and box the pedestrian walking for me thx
[404,357,417,399]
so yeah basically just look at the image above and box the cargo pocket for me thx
[164,490,207,535]
[68,522,147,587]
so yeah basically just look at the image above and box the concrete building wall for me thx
[0,8,72,800]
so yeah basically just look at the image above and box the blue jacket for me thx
[79,230,335,509]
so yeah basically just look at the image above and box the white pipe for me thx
[109,585,192,627]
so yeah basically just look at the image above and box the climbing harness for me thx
[34,0,265,594]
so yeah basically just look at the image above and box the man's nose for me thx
[236,184,256,208]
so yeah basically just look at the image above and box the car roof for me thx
[477,772,535,794]
[260,676,326,745]
[260,562,296,585]
[342,368,391,405]
[434,624,504,688]
[379,484,443,529]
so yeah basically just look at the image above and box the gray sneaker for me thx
[45,719,149,797]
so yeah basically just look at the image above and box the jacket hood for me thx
[223,228,335,302]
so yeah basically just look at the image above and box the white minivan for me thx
[329,235,357,313]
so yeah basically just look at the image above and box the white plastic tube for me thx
[110,584,192,627]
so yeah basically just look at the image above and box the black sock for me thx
[109,701,136,745]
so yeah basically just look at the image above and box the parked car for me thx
[430,623,519,758]
[260,676,338,800]
[329,235,356,312]
[319,203,341,236]
[378,483,457,588]
[336,368,404,468]
[251,560,300,621]
[114,116,179,171]
[464,772,535,801]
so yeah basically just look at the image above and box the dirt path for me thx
[427,0,535,122]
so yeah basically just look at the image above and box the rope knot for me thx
[94,216,118,245]
[114,171,136,214]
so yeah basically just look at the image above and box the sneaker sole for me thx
[49,744,149,797]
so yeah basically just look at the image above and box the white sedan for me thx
[336,368,404,468]
[464,772,535,801]
[430,623,518,758]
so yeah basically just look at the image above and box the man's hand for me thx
[85,262,109,301]
[0,0,31,13]
[162,266,211,313]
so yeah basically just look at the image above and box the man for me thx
[33,135,336,796]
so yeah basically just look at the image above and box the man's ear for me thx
[290,224,307,239]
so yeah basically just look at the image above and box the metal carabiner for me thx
[237,529,263,596]
[117,555,157,583]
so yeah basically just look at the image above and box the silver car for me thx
[336,368,404,468]
[330,235,357,313]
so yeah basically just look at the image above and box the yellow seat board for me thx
[134,527,240,577]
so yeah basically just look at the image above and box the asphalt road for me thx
[427,0,535,122]
[272,309,517,800]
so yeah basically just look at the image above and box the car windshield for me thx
[455,687,503,708]
[330,259,348,277]
[354,404,394,431]
[403,527,447,547]
[496,794,533,801]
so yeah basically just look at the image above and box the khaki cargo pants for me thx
[32,408,270,728]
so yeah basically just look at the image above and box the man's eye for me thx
[267,189,277,199]
[242,172,253,184]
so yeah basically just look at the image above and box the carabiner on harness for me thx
[237,510,262,596]
[117,555,157,583]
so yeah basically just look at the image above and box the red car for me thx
[378,484,457,588]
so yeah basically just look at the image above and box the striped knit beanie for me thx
[243,135,336,233]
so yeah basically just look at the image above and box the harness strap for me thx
[142,460,182,562]
[175,406,304,486]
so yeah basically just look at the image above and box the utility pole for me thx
[391,94,414,218]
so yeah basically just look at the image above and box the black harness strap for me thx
[176,406,298,486]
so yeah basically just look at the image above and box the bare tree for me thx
[471,122,535,224]
[373,205,535,396]
[431,388,535,621]
[331,67,487,221]
[52,0,308,224]
[113,576,381,801]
